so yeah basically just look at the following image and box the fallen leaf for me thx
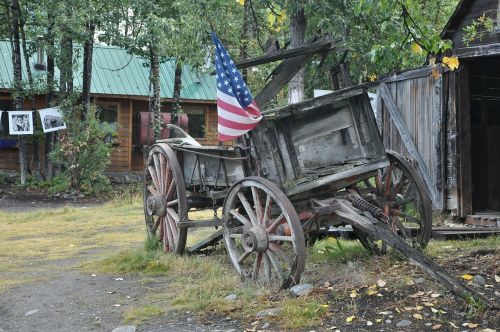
[432,324,442,330]
[495,275,500,283]
[366,289,378,296]
[321,304,329,308]
[450,322,459,329]
[430,293,441,298]
[410,291,425,298]
[346,315,355,323]
[349,290,357,298]
[375,319,382,323]
[465,323,479,328]
[377,279,386,287]
[415,305,423,311]
[413,313,423,320]
[431,307,438,313]
[422,302,434,307]
[366,321,373,326]
[404,306,414,311]
[461,274,474,281]
[480,329,496,332]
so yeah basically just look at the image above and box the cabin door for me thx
[469,58,500,212]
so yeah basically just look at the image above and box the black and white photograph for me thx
[8,111,33,135]
[38,107,66,133]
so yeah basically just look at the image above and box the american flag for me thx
[211,32,262,141]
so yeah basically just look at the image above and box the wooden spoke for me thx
[147,185,159,195]
[238,250,253,264]
[229,233,242,239]
[165,178,176,201]
[263,252,272,283]
[153,154,162,191]
[266,251,284,283]
[268,235,294,242]
[251,187,263,224]
[167,199,179,207]
[266,213,285,233]
[229,209,252,227]
[152,216,161,233]
[269,242,291,265]
[148,166,160,190]
[263,195,272,227]
[237,192,258,226]
[252,252,262,281]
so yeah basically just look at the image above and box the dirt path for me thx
[0,268,242,332]
[0,189,242,332]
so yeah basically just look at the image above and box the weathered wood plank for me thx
[379,83,439,208]
[254,53,316,109]
[234,40,337,70]
[187,229,223,253]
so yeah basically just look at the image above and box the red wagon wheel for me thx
[222,177,306,289]
[354,150,432,253]
[144,143,187,254]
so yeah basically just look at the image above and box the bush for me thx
[50,103,114,196]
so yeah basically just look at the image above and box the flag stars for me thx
[224,80,229,85]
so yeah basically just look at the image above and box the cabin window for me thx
[0,100,16,148]
[186,109,206,139]
[96,103,119,144]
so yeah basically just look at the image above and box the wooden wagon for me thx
[143,82,433,288]
[141,41,498,309]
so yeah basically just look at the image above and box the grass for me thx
[123,305,165,324]
[2,196,498,329]
[0,193,145,293]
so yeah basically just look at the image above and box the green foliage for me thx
[463,14,495,46]
[50,102,113,196]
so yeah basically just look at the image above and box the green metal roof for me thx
[0,41,216,101]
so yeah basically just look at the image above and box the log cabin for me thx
[0,42,218,174]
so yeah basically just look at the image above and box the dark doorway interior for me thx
[469,57,500,212]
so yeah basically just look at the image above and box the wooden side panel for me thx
[379,70,445,209]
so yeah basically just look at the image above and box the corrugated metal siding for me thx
[380,69,445,209]
[0,41,216,101]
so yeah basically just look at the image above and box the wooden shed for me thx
[377,0,500,222]
[0,42,218,174]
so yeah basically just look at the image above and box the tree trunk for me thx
[82,20,96,121]
[149,43,161,141]
[59,34,73,97]
[171,61,182,130]
[10,0,28,185]
[239,0,251,82]
[45,10,55,180]
[20,9,42,180]
[287,7,306,104]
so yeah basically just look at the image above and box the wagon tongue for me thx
[314,197,498,309]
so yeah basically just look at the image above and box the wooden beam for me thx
[187,229,223,253]
[333,199,498,309]
[254,52,316,109]
[378,83,439,208]
[234,40,337,70]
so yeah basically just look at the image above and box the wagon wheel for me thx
[144,143,188,254]
[354,150,432,253]
[223,177,306,289]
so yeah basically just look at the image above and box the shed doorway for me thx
[469,57,500,213]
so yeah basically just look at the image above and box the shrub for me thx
[50,103,114,196]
